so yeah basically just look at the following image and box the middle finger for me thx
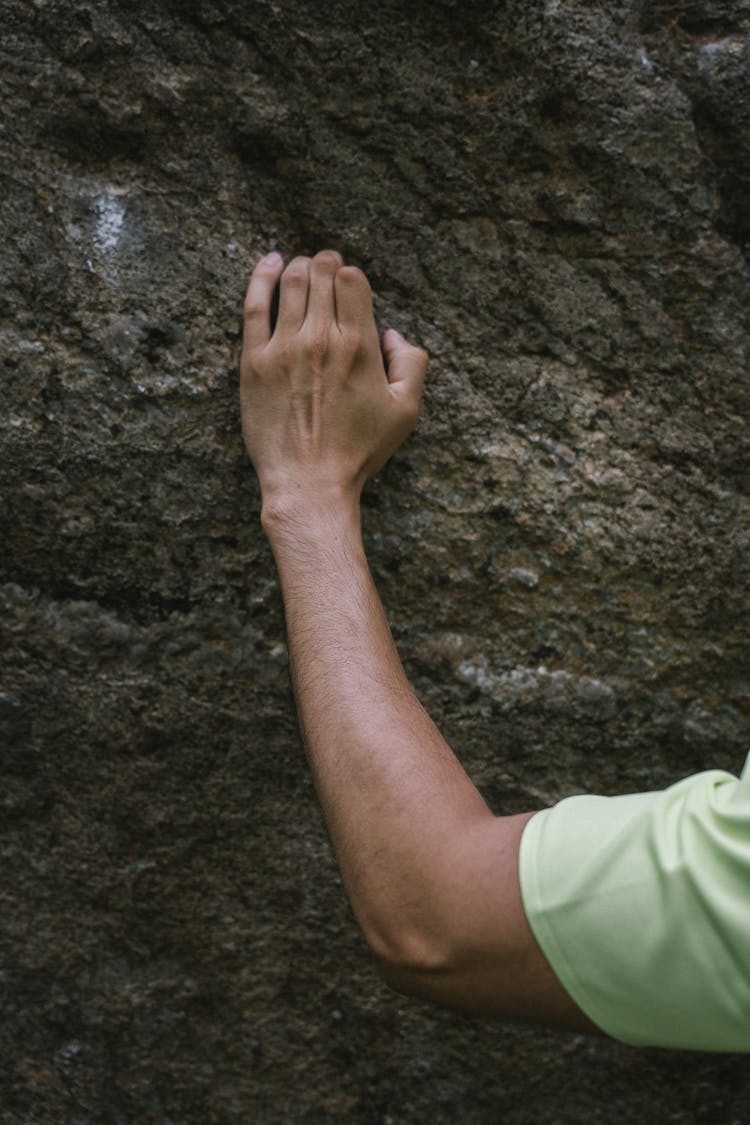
[305,250,343,331]
[276,256,311,334]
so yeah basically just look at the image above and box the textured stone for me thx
[2,0,750,1120]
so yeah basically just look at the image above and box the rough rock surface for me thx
[2,0,750,1120]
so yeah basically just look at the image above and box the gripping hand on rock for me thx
[240,250,428,519]
[236,247,599,1038]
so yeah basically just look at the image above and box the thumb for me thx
[382,329,429,399]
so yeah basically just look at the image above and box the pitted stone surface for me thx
[2,1,750,1120]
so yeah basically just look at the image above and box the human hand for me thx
[240,250,428,518]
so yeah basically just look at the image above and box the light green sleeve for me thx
[518,755,750,1052]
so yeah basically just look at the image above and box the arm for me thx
[240,249,597,1032]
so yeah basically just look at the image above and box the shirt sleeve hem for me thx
[518,808,642,1046]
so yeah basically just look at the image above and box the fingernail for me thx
[263,251,282,265]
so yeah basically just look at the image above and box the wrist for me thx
[260,483,362,544]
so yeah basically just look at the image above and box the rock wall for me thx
[2,0,750,1120]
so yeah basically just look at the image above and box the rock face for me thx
[2,0,749,1119]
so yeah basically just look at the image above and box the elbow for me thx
[373,954,437,1001]
[364,921,456,999]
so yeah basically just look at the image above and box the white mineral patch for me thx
[456,659,497,693]
[456,660,616,719]
[508,567,539,588]
[89,190,130,283]
[695,38,745,72]
[699,39,739,55]
[93,193,126,256]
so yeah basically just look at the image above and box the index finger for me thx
[243,252,285,350]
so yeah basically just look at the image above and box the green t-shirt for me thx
[519,752,750,1051]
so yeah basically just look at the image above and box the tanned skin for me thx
[240,248,598,1033]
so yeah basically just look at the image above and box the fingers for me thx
[275,255,311,334]
[306,250,343,329]
[273,251,343,338]
[246,251,391,353]
[382,328,429,412]
[243,251,284,350]
[334,265,375,332]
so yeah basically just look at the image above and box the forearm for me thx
[263,492,492,966]
[240,251,593,1030]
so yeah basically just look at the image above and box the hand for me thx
[240,249,428,516]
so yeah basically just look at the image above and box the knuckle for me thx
[339,325,363,354]
[316,249,343,267]
[284,257,310,282]
[241,346,267,378]
[276,338,298,367]
[243,300,265,321]
[337,264,368,288]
